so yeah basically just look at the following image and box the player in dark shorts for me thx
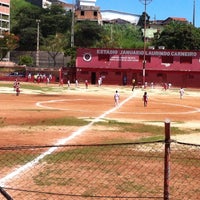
[143,91,148,107]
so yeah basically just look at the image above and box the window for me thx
[81,11,84,16]
[188,74,194,79]
[157,73,163,77]
[100,72,108,78]
[98,54,110,61]
[139,55,151,63]
[162,56,173,63]
[94,11,97,16]
[81,71,89,74]
[2,21,9,28]
[100,72,108,76]
[2,14,9,21]
[180,57,192,64]
[115,72,121,76]
[0,3,9,8]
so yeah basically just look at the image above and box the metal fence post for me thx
[164,119,171,200]
[0,187,13,200]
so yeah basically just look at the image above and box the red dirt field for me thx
[0,83,200,146]
[0,83,199,200]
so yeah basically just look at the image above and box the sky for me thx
[65,0,200,27]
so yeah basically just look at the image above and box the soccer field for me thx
[0,82,200,199]
[0,82,199,146]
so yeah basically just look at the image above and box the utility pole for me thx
[193,0,196,26]
[139,0,152,86]
[36,19,40,67]
[71,0,75,47]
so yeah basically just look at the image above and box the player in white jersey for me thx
[114,90,120,106]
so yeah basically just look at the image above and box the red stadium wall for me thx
[76,48,200,87]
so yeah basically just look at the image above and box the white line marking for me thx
[0,91,137,186]
[36,99,111,112]
[116,102,200,115]
[36,96,200,115]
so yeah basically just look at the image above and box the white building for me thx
[76,0,96,7]
[74,0,140,25]
[43,0,52,8]
[101,10,140,25]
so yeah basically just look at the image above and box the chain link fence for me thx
[0,139,199,200]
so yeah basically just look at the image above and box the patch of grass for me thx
[0,117,6,127]
[96,119,184,134]
[82,188,97,197]
[45,148,101,162]
[0,82,58,92]
[4,116,88,126]
[33,167,75,186]
[22,84,59,92]
[22,84,44,91]
[95,119,188,142]
[116,180,146,193]
[0,82,42,91]
[0,83,13,88]
[135,135,164,142]
[42,146,115,166]
[37,116,88,126]
[0,152,39,167]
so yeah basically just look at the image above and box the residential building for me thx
[55,1,73,11]
[75,0,102,24]
[26,0,52,9]
[0,0,10,61]
[162,17,189,26]
[0,0,10,35]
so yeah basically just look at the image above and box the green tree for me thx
[64,47,77,67]
[113,24,143,48]
[18,27,41,51]
[0,32,19,61]
[18,55,33,66]
[11,3,71,51]
[95,24,119,48]
[11,5,43,51]
[11,1,144,52]
[152,22,200,50]
[40,5,71,37]
[42,33,68,67]
[10,0,32,30]
[97,24,143,48]
[74,21,104,47]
